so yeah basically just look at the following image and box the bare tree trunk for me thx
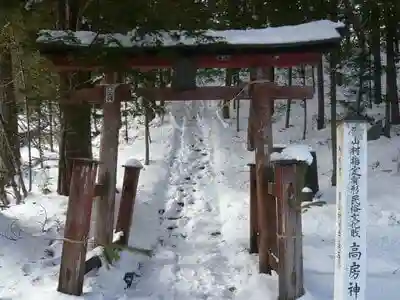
[57,0,93,195]
[158,70,166,123]
[36,105,44,168]
[48,101,54,151]
[317,58,325,129]
[311,66,316,89]
[58,77,92,195]
[367,47,373,108]
[123,101,129,142]
[0,50,20,161]
[223,69,232,118]
[234,69,241,132]
[356,39,367,112]
[14,45,32,192]
[330,51,338,187]
[386,9,400,124]
[284,68,293,128]
[383,94,391,137]
[0,48,26,204]
[301,66,307,140]
[144,99,150,165]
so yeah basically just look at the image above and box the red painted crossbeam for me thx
[67,84,314,104]
[47,53,322,72]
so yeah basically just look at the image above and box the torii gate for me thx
[36,20,344,296]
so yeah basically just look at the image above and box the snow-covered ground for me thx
[1,77,400,299]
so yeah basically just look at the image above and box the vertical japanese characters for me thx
[346,123,365,299]
[334,120,367,300]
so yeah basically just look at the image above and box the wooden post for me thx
[94,73,121,247]
[250,72,314,275]
[273,159,307,300]
[247,163,258,254]
[334,116,367,300]
[264,165,278,269]
[115,160,143,246]
[252,67,275,274]
[58,158,99,296]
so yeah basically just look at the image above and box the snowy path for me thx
[127,101,263,300]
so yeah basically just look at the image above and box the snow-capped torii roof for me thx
[36,20,345,55]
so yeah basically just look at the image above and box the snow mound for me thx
[124,158,143,168]
[270,144,313,165]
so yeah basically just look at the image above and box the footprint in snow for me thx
[31,276,42,285]
[21,263,33,276]
[204,202,212,212]
[210,231,221,237]
[167,224,178,231]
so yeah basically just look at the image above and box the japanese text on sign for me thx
[105,85,117,103]
[345,124,365,299]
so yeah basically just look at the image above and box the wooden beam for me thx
[69,84,132,104]
[270,83,314,100]
[69,86,248,104]
[69,84,314,105]
[45,53,322,72]
[135,87,248,101]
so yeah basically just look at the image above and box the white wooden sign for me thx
[104,84,118,103]
[334,120,367,300]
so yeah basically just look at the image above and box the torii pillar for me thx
[69,73,129,247]
[250,69,314,274]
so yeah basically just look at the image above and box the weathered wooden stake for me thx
[248,163,258,254]
[58,158,99,296]
[264,165,278,270]
[273,159,307,300]
[94,73,121,247]
[115,160,143,246]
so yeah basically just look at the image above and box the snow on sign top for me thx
[36,20,344,49]
[270,144,314,165]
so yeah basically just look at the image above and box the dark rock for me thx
[228,286,237,293]
[367,120,383,141]
[84,256,102,274]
